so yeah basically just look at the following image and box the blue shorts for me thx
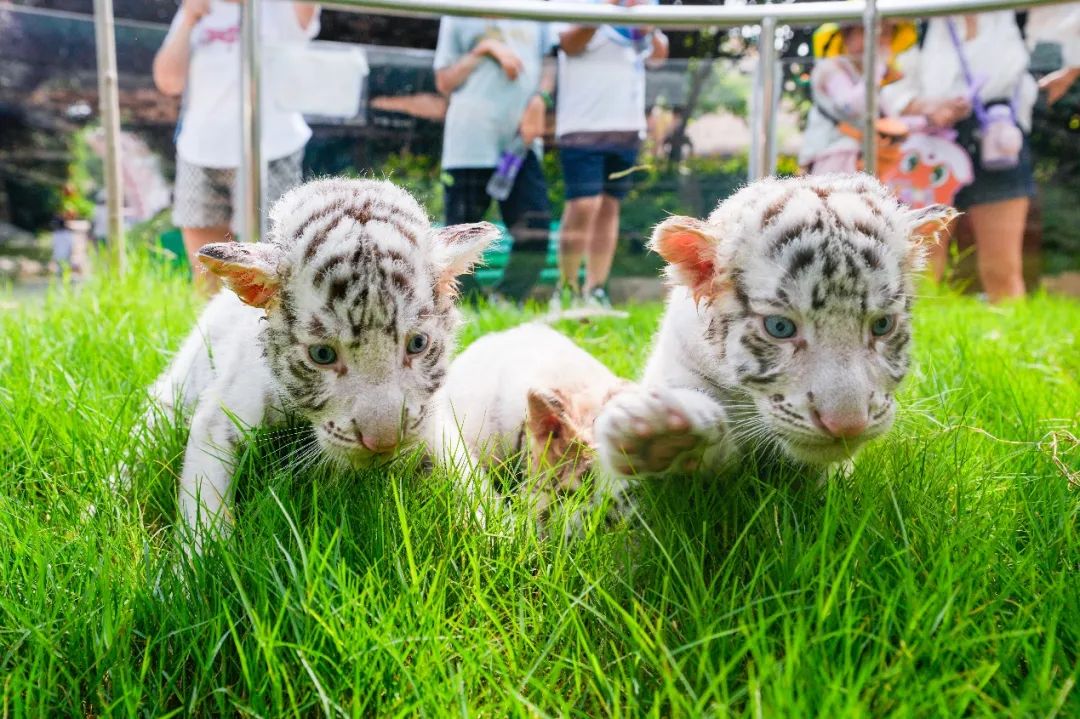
[559,145,640,200]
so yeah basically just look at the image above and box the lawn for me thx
[1,258,1078,717]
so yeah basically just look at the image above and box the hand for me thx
[181,0,213,26]
[1040,67,1080,107]
[926,97,971,128]
[475,38,524,81]
[518,95,547,144]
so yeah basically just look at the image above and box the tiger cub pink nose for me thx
[360,433,398,454]
[812,409,869,439]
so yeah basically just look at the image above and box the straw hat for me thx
[812,19,919,58]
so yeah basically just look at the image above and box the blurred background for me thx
[1,0,1078,303]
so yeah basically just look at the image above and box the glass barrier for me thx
[0,1,1077,302]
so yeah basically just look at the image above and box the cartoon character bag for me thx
[880,128,974,208]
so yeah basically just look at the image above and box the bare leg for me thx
[558,196,602,292]
[584,194,620,293]
[967,197,1028,302]
[182,225,230,296]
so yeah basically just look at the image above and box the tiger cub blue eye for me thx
[308,344,338,365]
[406,332,430,355]
[871,315,895,337]
[763,315,797,339]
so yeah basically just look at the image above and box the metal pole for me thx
[92,0,125,274]
[753,17,778,180]
[240,0,263,243]
[317,0,1072,28]
[862,0,880,175]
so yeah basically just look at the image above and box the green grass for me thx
[1,258,1078,717]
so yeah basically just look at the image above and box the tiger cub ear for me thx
[198,242,286,308]
[650,216,724,302]
[430,221,502,305]
[906,203,958,241]
[526,388,583,465]
[902,203,959,270]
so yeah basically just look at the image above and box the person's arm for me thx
[435,38,525,96]
[538,55,556,96]
[812,60,866,123]
[1040,66,1080,105]
[890,95,969,128]
[153,0,210,96]
[647,29,669,66]
[293,3,318,30]
[435,44,486,96]
[518,57,556,144]
[559,0,622,54]
[559,25,601,56]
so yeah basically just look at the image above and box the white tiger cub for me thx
[596,174,956,478]
[139,178,499,550]
[429,323,631,522]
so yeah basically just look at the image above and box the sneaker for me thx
[584,286,613,310]
[485,292,516,311]
[548,284,579,314]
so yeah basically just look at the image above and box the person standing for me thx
[800,21,914,175]
[881,12,1036,302]
[153,0,320,295]
[434,17,555,303]
[553,0,668,310]
[1027,3,1080,105]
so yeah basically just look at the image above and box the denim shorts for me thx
[952,114,1035,211]
[559,143,640,201]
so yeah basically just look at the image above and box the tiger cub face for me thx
[199,178,499,467]
[653,174,955,465]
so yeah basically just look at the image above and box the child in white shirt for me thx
[153,0,319,295]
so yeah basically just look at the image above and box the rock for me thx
[1043,272,1080,298]
[16,258,45,279]
[609,276,668,304]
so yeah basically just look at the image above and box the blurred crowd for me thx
[149,0,1080,305]
[801,6,1079,302]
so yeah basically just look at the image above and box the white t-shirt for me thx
[880,13,1037,131]
[168,1,320,168]
[433,18,552,169]
[554,5,650,138]
[1027,4,1080,67]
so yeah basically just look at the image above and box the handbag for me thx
[879,128,974,209]
[945,19,1023,170]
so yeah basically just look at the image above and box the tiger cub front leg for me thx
[596,387,731,478]
[179,391,266,553]
[427,413,502,527]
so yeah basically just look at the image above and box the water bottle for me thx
[486,135,528,201]
[979,104,1022,171]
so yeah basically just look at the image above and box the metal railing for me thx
[92,0,125,272]
[93,0,1074,247]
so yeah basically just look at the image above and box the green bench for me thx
[471,221,561,287]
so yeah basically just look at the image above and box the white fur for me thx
[429,323,631,523]
[597,175,952,480]
[125,179,498,553]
